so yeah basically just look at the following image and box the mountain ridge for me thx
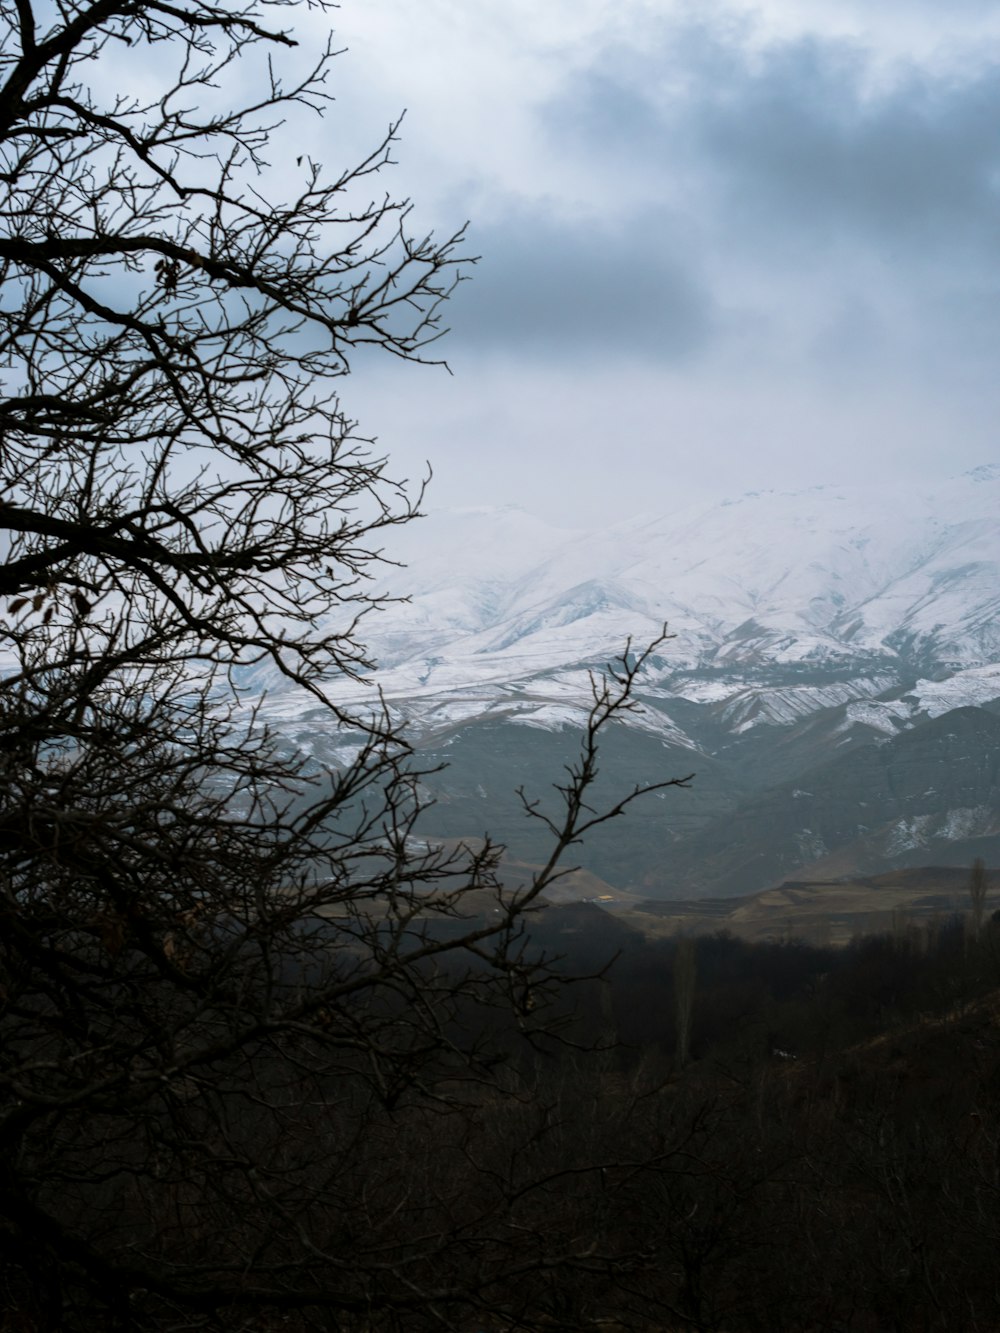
[249,467,1000,897]
[269,467,1000,738]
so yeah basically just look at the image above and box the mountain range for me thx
[254,465,1000,898]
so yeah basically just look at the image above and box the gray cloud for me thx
[698,43,1000,255]
[336,6,1000,521]
[450,208,714,362]
[546,25,1000,261]
[446,23,1000,379]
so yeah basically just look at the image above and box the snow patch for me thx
[910,664,1000,717]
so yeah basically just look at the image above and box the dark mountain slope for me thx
[658,706,1000,897]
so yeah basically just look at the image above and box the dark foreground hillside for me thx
[507,904,1000,1331]
[9,901,1000,1331]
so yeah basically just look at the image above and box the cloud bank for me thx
[305,3,1000,517]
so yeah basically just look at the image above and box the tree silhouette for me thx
[0,3,690,1327]
[969,856,989,941]
[674,935,697,1069]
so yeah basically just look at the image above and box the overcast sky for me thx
[304,0,1000,522]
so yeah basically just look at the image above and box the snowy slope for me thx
[249,466,1000,741]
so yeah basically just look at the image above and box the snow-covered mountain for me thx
[255,465,1000,743]
[253,465,1000,898]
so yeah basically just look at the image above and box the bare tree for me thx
[0,3,691,1328]
[969,856,989,942]
[674,936,697,1070]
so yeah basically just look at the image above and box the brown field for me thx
[309,844,989,949]
[619,867,984,946]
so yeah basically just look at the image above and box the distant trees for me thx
[673,935,697,1068]
[530,917,1000,1331]
[969,856,989,940]
[0,1,690,1327]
